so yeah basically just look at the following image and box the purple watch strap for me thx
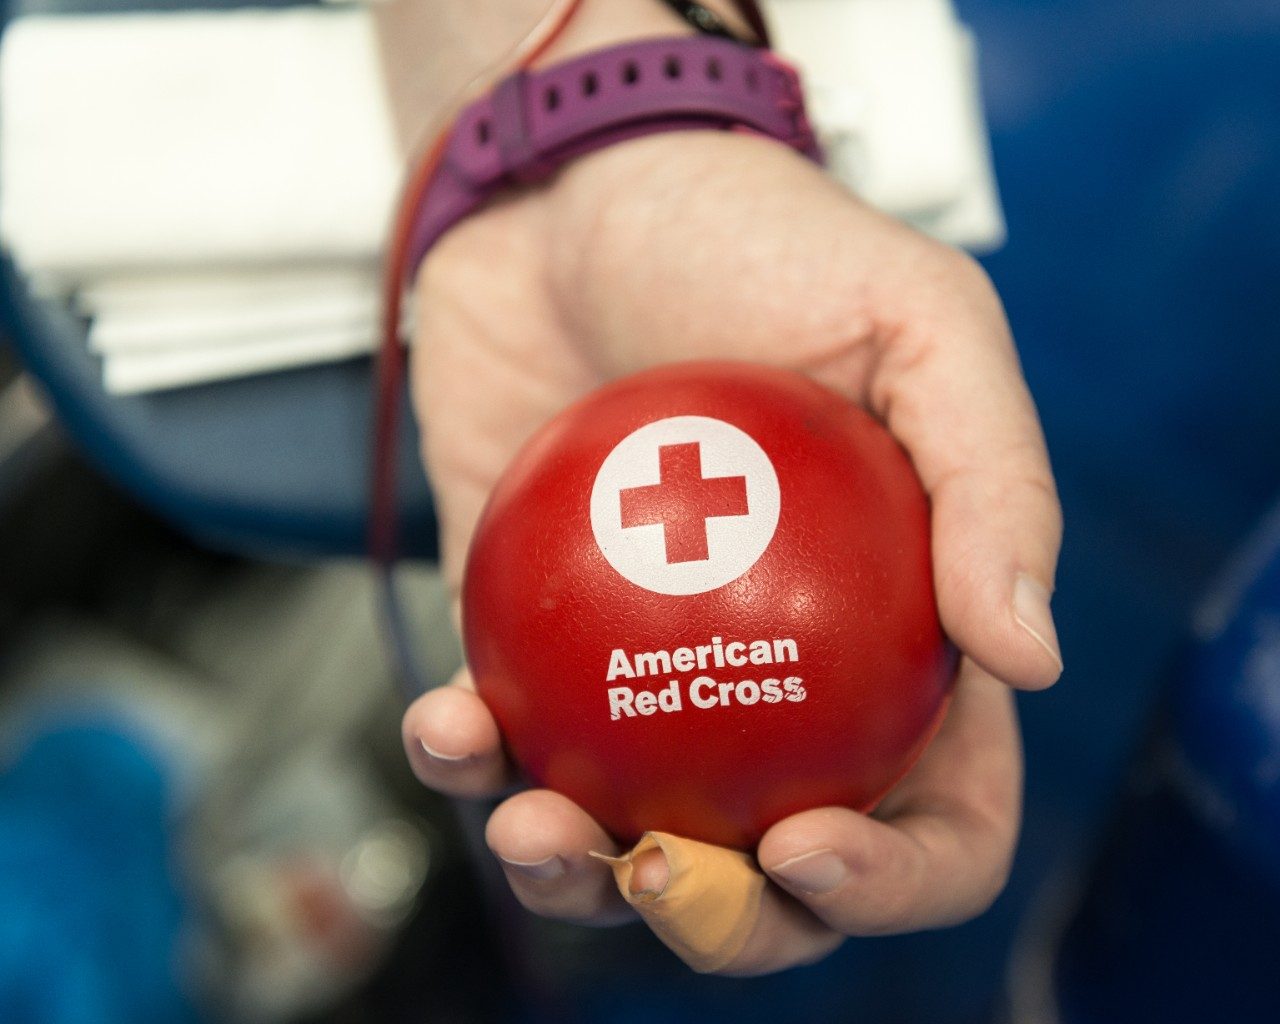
[405,37,822,277]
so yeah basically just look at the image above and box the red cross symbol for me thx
[619,442,750,564]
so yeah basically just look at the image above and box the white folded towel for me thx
[81,268,377,356]
[1,7,398,277]
[81,266,381,393]
[763,0,1004,250]
[102,319,379,395]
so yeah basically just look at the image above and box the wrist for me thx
[406,32,820,284]
[376,0,756,152]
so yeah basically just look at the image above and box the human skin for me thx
[375,0,1064,976]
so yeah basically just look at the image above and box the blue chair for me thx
[0,258,437,560]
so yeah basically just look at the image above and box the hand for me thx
[400,129,1062,974]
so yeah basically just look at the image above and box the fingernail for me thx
[767,849,846,895]
[498,854,566,881]
[628,846,670,901]
[419,738,471,762]
[1013,574,1064,675]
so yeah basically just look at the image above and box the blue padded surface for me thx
[0,258,437,559]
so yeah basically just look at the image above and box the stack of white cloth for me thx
[0,1,1001,395]
[0,5,399,394]
[762,0,1005,249]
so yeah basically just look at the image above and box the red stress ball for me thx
[462,361,957,850]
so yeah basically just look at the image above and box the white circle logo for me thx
[590,416,781,595]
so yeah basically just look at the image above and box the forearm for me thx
[374,0,752,155]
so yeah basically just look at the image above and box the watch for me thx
[405,35,822,276]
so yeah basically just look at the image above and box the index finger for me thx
[856,249,1064,690]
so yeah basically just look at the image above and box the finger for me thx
[616,837,843,976]
[757,662,1022,934]
[712,886,844,977]
[401,666,516,797]
[485,789,634,926]
[866,251,1064,689]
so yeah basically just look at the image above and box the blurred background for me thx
[2,0,1279,1021]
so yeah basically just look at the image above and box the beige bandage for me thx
[594,831,766,973]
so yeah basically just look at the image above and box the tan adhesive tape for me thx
[594,831,766,973]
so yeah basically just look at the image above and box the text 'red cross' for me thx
[618,442,750,563]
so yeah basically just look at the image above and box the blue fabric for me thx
[979,0,1280,891]
[1052,508,1280,1023]
[0,719,201,1024]
[1179,509,1280,890]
